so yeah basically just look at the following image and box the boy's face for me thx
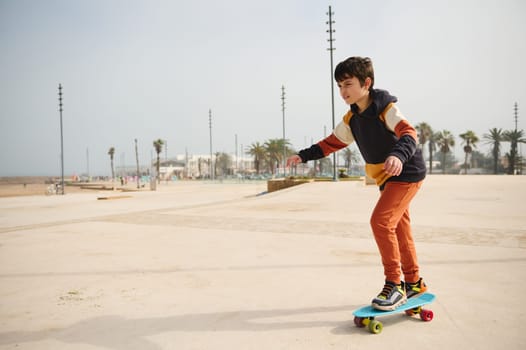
[337,76,370,106]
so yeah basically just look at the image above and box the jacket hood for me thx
[350,89,397,118]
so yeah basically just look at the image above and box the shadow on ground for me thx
[0,304,360,350]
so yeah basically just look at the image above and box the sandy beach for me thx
[0,175,525,349]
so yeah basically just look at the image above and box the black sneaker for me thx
[371,281,407,311]
[405,278,428,298]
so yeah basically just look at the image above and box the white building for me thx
[158,154,255,179]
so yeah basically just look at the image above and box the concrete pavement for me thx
[0,176,525,349]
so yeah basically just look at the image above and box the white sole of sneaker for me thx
[371,297,407,311]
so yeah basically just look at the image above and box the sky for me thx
[1,0,525,176]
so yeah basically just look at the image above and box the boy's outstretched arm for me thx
[288,120,354,167]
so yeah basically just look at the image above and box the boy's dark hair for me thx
[334,56,374,90]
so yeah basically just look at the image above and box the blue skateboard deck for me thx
[352,292,436,334]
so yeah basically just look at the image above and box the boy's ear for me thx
[364,77,372,90]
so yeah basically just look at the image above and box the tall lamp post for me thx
[326,6,337,181]
[281,85,286,176]
[235,134,238,175]
[209,109,214,180]
[514,102,522,174]
[135,138,140,189]
[58,84,65,194]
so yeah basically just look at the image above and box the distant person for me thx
[286,56,427,310]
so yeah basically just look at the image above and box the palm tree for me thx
[459,130,479,174]
[153,139,164,183]
[108,147,115,178]
[415,122,432,152]
[342,147,360,174]
[435,130,455,174]
[246,142,267,175]
[215,152,232,176]
[503,129,526,174]
[483,128,504,174]
[427,132,438,173]
[318,157,333,176]
[108,147,115,188]
[264,138,292,175]
[416,122,435,173]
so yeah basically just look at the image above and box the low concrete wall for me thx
[267,178,314,193]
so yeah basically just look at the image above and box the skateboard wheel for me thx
[420,309,434,321]
[353,316,366,328]
[368,320,383,334]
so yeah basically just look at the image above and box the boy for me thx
[286,56,427,311]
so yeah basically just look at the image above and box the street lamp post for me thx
[235,134,238,176]
[58,84,65,194]
[326,6,338,181]
[135,138,140,189]
[281,85,286,176]
[209,109,214,180]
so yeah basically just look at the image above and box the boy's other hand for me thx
[286,155,302,167]
[384,156,403,176]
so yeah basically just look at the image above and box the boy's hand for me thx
[286,155,302,167]
[384,156,403,176]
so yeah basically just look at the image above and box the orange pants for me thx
[370,181,423,284]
